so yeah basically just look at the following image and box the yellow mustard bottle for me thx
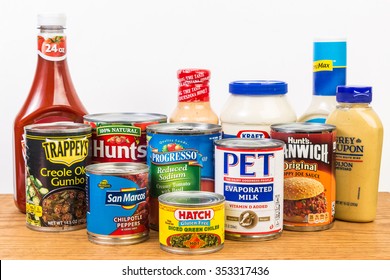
[170,69,219,124]
[326,85,383,222]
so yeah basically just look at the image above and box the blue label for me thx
[86,174,146,235]
[224,183,274,202]
[313,41,346,96]
[306,117,326,123]
[147,132,221,180]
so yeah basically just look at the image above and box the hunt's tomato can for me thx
[84,112,167,163]
[270,123,336,231]
[86,162,149,245]
[24,122,92,231]
[214,138,285,241]
[147,123,222,230]
[159,191,225,254]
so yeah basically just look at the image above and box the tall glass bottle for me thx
[299,40,347,123]
[170,69,219,124]
[13,14,88,213]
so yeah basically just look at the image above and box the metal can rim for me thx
[83,112,167,124]
[24,122,91,134]
[147,123,222,135]
[86,162,149,175]
[158,191,225,207]
[270,122,336,133]
[214,138,285,149]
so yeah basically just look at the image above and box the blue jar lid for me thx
[336,86,372,103]
[229,80,288,95]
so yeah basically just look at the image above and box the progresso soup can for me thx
[147,123,222,230]
[84,112,167,164]
[270,122,336,231]
[159,191,225,254]
[24,122,92,231]
[214,138,285,241]
[86,162,149,245]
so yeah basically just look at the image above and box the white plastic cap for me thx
[37,13,66,26]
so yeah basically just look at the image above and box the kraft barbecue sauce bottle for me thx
[13,14,88,213]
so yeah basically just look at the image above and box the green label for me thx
[96,125,141,136]
[150,163,200,197]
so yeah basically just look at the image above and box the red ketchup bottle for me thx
[13,14,88,213]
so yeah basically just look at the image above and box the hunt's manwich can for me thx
[270,122,336,231]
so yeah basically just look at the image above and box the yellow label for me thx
[313,60,333,72]
[159,203,225,249]
[41,137,90,167]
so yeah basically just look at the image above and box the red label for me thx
[38,35,67,61]
[178,84,210,102]
[86,122,160,163]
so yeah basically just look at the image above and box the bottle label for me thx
[178,84,210,102]
[37,34,67,61]
[313,41,346,96]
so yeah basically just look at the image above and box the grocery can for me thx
[147,123,222,230]
[270,122,336,231]
[24,122,92,231]
[84,112,167,163]
[159,191,225,254]
[86,162,149,245]
[214,138,285,241]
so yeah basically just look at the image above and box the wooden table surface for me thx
[1,193,389,260]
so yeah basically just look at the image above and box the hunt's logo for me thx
[313,60,333,72]
[42,137,89,167]
[174,209,214,226]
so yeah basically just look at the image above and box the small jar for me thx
[220,80,297,138]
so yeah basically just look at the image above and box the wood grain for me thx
[1,193,389,260]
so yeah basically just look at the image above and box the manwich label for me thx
[271,125,336,229]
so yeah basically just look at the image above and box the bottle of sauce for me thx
[326,85,383,222]
[299,40,347,123]
[220,80,296,139]
[13,13,88,213]
[169,69,219,124]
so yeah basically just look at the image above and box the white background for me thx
[0,0,389,195]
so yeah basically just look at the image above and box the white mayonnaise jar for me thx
[220,80,297,138]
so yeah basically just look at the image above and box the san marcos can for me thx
[86,162,149,245]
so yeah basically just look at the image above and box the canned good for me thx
[24,122,92,231]
[147,123,222,230]
[84,112,167,163]
[159,191,225,254]
[214,138,285,241]
[86,162,149,245]
[270,122,336,231]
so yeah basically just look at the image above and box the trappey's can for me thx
[86,162,149,245]
[147,123,222,230]
[159,191,225,254]
[270,123,336,231]
[24,122,92,231]
[214,138,285,241]
[84,112,167,164]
